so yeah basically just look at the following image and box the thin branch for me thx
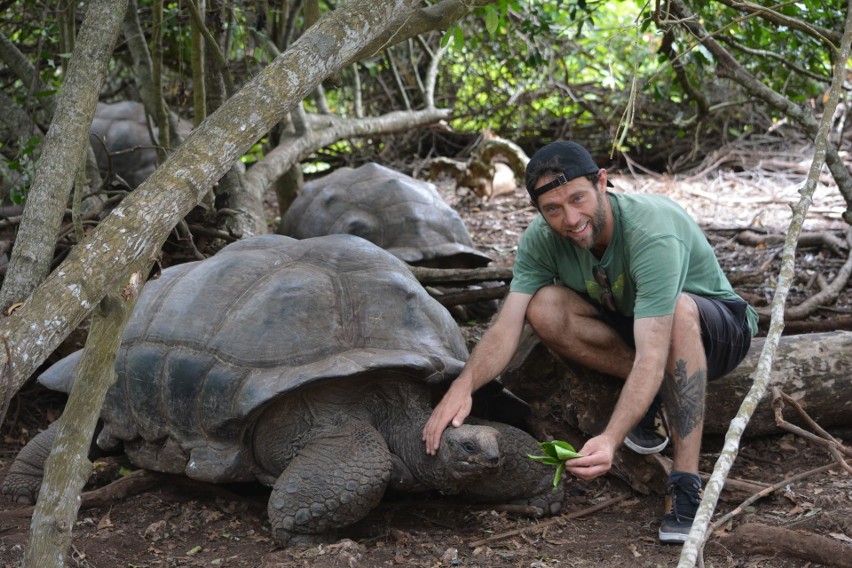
[716,35,831,84]
[386,48,412,110]
[771,387,852,463]
[675,2,852,567]
[468,493,628,547]
[709,459,852,534]
[184,0,236,97]
[713,0,841,46]
[781,229,852,320]
[424,41,448,110]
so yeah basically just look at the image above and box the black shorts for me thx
[597,294,752,381]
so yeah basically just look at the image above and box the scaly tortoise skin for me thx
[2,234,560,545]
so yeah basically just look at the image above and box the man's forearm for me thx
[455,327,520,392]
[604,359,664,443]
[603,316,673,443]
[455,291,532,393]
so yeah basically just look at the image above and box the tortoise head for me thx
[438,423,503,482]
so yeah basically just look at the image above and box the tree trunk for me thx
[0,0,422,420]
[23,270,144,568]
[0,0,127,310]
[203,2,268,239]
[503,330,852,438]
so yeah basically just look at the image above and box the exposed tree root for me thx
[772,387,852,473]
[718,523,852,568]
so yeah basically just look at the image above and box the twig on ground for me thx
[756,229,852,321]
[736,229,848,256]
[708,459,850,534]
[772,386,852,472]
[468,493,628,547]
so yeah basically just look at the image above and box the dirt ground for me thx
[1,149,851,567]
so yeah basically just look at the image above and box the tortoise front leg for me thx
[265,418,393,546]
[1,420,61,504]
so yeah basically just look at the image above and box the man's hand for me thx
[422,378,473,455]
[563,434,617,481]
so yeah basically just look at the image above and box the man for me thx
[422,140,757,543]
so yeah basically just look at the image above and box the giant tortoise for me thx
[90,101,194,189]
[280,163,492,269]
[3,234,560,545]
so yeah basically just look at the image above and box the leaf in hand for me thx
[527,440,582,489]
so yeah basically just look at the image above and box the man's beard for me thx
[548,191,607,250]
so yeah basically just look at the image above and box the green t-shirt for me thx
[511,192,758,336]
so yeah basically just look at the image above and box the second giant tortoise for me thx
[3,234,560,545]
[280,163,492,268]
[90,101,193,189]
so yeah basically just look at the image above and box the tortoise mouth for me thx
[452,456,502,479]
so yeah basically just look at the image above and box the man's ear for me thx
[598,169,609,191]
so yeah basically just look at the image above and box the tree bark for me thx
[0,0,422,421]
[22,270,144,568]
[202,0,267,238]
[0,0,126,310]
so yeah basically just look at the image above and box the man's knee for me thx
[527,285,588,339]
[671,294,701,341]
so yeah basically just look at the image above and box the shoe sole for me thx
[658,529,689,543]
[623,436,669,455]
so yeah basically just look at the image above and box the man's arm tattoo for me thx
[662,359,707,439]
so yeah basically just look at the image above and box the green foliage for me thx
[435,0,840,170]
[445,1,661,140]
[682,0,834,102]
[0,0,843,181]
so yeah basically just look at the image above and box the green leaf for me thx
[453,25,464,48]
[528,440,582,489]
[485,7,499,37]
[551,442,582,460]
[526,454,561,465]
[552,462,565,489]
[537,440,582,460]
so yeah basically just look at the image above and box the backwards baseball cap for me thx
[524,140,612,201]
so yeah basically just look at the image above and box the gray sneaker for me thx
[659,472,702,543]
[624,395,668,455]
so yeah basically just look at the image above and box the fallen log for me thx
[408,264,514,286]
[502,329,851,438]
[499,329,852,494]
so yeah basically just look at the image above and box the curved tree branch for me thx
[713,0,841,46]
[243,108,451,200]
